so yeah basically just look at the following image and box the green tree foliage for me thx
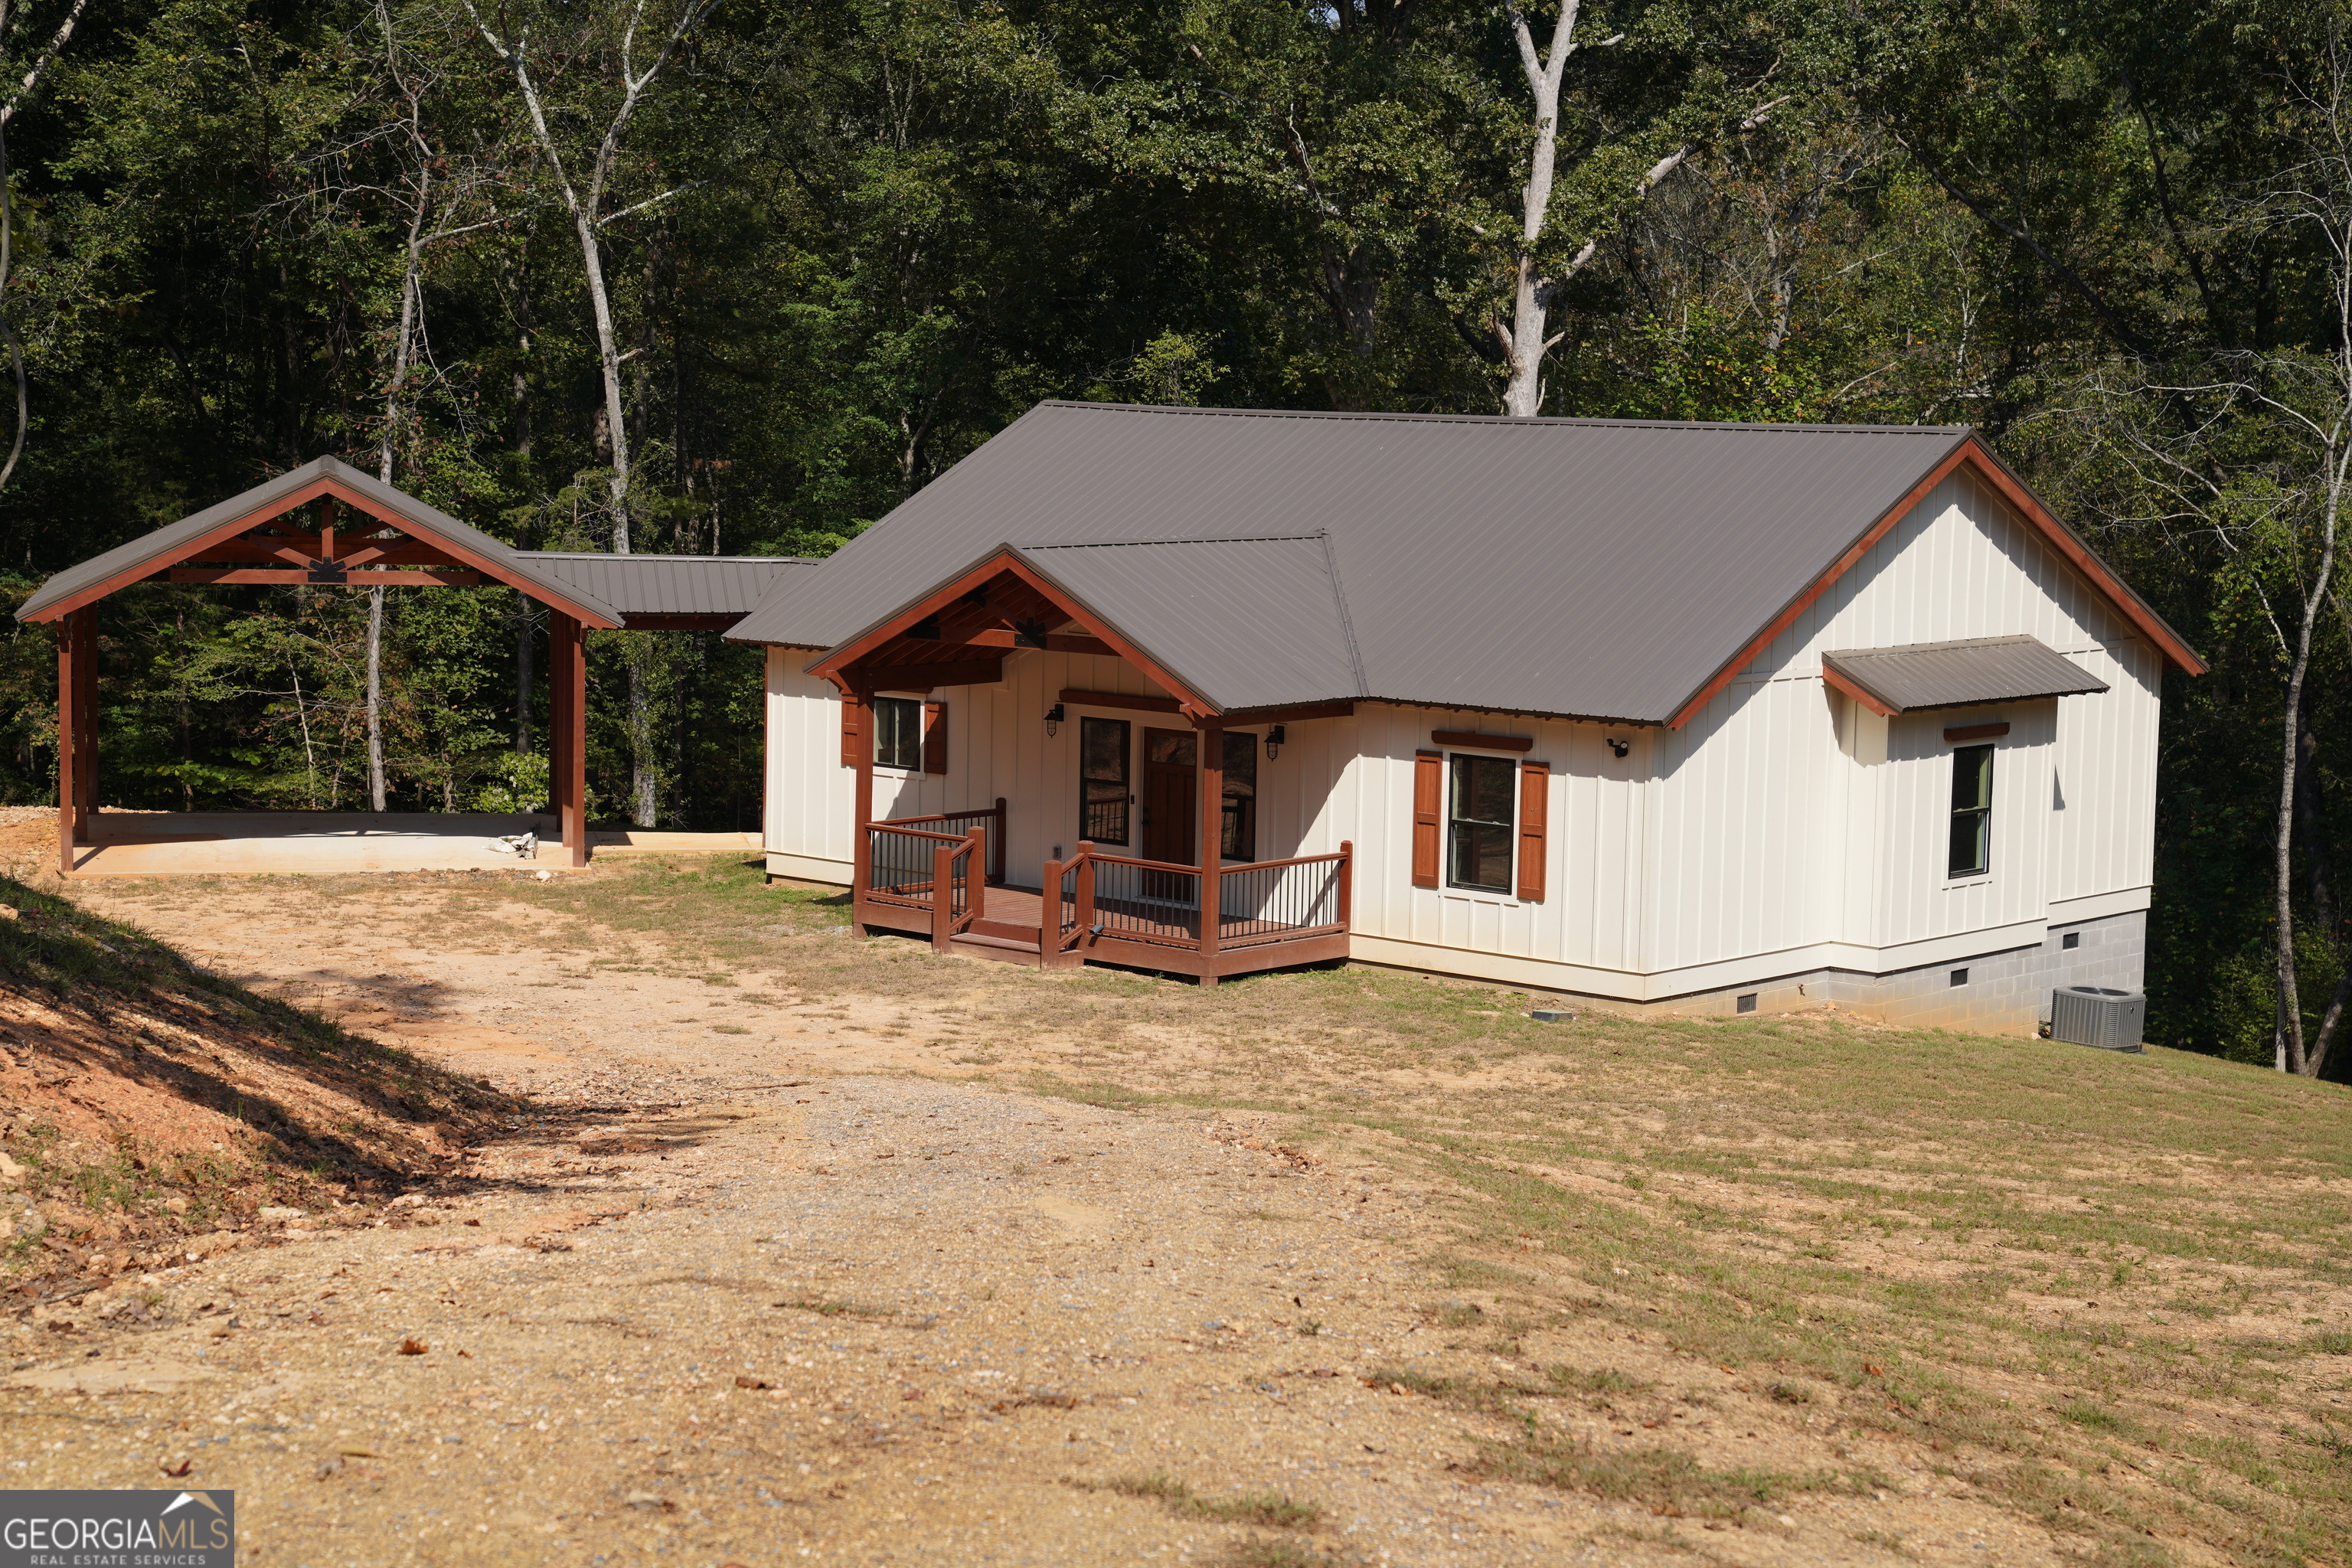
[2,0,2350,1064]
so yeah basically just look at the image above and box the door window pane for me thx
[1448,753,1515,893]
[873,696,921,771]
[1080,717,1131,845]
[1145,730,1195,768]
[1221,730,1258,861]
[1948,743,1994,877]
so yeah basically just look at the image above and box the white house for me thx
[726,402,2203,1032]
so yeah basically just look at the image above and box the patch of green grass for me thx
[1079,1474,1323,1530]
[1479,1435,1847,1519]
[768,1297,887,1319]
[1215,1539,1349,1568]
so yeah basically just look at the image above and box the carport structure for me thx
[15,456,801,874]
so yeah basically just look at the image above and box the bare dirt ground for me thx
[5,836,2349,1568]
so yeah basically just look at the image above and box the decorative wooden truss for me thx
[153,497,487,589]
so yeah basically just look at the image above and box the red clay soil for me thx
[0,831,509,1302]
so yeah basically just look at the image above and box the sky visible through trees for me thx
[2,0,2349,1068]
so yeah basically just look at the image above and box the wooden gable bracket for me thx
[809,547,1216,717]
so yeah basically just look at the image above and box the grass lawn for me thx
[85,853,2352,1565]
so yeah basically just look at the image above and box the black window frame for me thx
[1220,730,1258,861]
[1948,743,1994,879]
[1446,752,1517,893]
[872,694,923,772]
[1079,716,1132,846]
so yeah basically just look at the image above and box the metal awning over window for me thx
[1821,634,2109,717]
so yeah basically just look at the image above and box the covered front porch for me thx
[858,804,1351,980]
[817,547,1360,983]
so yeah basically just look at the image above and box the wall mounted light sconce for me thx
[1044,702,1066,737]
[1264,724,1286,760]
[1607,737,1629,758]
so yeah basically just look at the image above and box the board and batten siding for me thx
[1352,467,2160,998]
[763,647,855,881]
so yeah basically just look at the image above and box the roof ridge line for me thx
[1018,534,1328,550]
[1032,400,1971,437]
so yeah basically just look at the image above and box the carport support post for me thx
[74,611,96,841]
[55,605,93,875]
[551,612,588,867]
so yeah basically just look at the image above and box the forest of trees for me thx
[2,0,2350,1070]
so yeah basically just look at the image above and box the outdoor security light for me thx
[1044,702,1066,737]
[1265,724,1286,760]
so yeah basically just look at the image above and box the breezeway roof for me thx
[15,455,807,632]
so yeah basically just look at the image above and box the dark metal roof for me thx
[15,456,626,626]
[1021,535,1364,711]
[730,402,1985,723]
[1823,635,2110,714]
[514,552,810,622]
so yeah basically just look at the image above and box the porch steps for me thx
[968,916,1044,944]
[948,930,1046,966]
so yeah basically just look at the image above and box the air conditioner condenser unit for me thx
[2050,986,2145,1053]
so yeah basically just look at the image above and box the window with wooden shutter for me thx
[922,700,947,775]
[1411,749,1442,888]
[1517,761,1548,903]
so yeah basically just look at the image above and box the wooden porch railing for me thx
[861,818,986,950]
[1041,840,1352,976]
[861,815,1351,982]
[874,797,1004,884]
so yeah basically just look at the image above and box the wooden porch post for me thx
[1198,720,1223,985]
[551,612,588,867]
[850,675,873,936]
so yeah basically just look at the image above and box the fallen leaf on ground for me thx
[397,1338,429,1355]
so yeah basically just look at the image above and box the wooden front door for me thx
[1142,728,1197,865]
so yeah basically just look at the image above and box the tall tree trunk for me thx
[0,0,92,497]
[366,587,387,812]
[464,1,714,830]
[514,603,534,755]
[369,176,428,812]
[1495,2,1773,416]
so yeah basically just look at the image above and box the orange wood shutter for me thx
[922,700,947,775]
[1517,760,1549,903]
[1411,749,1442,888]
[839,691,862,768]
